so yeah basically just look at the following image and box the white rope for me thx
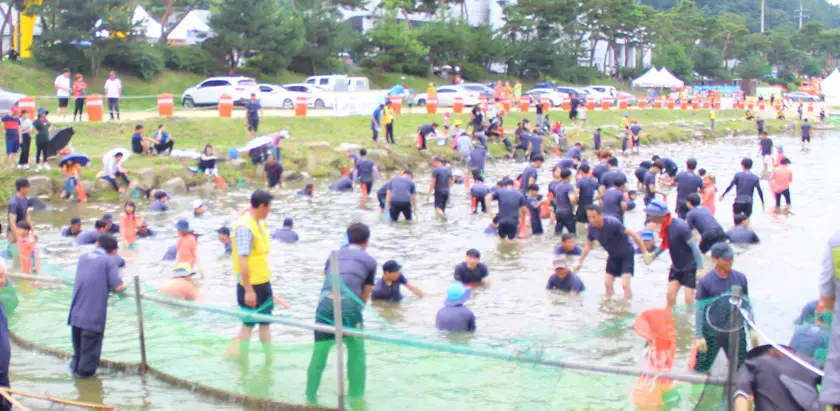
[737,306,825,377]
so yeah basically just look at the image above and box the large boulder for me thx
[161,177,188,195]
[338,142,363,151]
[136,168,157,189]
[79,180,96,195]
[229,159,247,171]
[95,178,113,192]
[28,176,54,197]
[304,141,331,149]
[194,182,216,197]
[285,171,303,181]
[365,149,389,159]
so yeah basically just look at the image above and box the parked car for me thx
[0,88,24,115]
[533,81,558,90]
[414,85,481,107]
[524,89,568,107]
[258,84,307,110]
[785,91,821,102]
[304,75,371,92]
[582,87,612,104]
[555,86,589,100]
[283,83,333,109]
[616,91,638,106]
[181,76,259,108]
[459,83,494,100]
[588,85,619,98]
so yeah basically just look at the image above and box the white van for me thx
[305,75,370,92]
[347,77,370,92]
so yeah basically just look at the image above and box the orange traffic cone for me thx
[76,182,88,202]
[517,214,529,239]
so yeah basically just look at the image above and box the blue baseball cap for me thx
[445,282,471,307]
[644,199,670,217]
[639,229,655,241]
[175,219,190,232]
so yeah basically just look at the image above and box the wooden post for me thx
[133,276,148,372]
[329,251,345,411]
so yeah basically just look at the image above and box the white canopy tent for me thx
[131,5,163,40]
[656,67,685,88]
[822,69,840,103]
[631,67,661,88]
[167,12,212,44]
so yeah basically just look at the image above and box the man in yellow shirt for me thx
[709,110,717,130]
[383,101,395,144]
[231,189,289,362]
[427,83,436,100]
[514,81,522,102]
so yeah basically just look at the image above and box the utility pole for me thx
[760,0,765,33]
[797,0,807,30]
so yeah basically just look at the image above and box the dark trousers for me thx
[385,123,394,144]
[360,182,373,196]
[101,172,130,191]
[307,299,366,400]
[154,140,174,154]
[554,212,576,234]
[389,201,412,221]
[108,98,120,120]
[732,202,753,219]
[35,141,47,163]
[73,98,85,120]
[472,196,487,213]
[434,192,449,212]
[71,326,104,378]
[18,133,30,165]
[693,326,746,373]
[774,189,791,208]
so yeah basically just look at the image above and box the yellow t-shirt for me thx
[383,106,394,125]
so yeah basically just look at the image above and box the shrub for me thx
[162,45,219,76]
[31,44,88,74]
[102,42,164,81]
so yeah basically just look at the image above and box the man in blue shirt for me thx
[307,223,376,403]
[598,157,622,192]
[371,260,424,302]
[555,233,583,257]
[329,176,353,192]
[376,181,390,213]
[454,249,490,286]
[726,214,760,244]
[694,242,758,373]
[245,93,262,138]
[645,199,697,306]
[652,155,678,178]
[152,124,175,155]
[130,124,152,154]
[519,155,544,194]
[429,157,453,215]
[642,161,662,206]
[436,282,476,332]
[371,104,382,143]
[386,170,418,221]
[67,234,126,377]
[76,221,108,245]
[686,193,726,253]
[62,217,83,237]
[720,158,764,221]
[468,144,488,181]
[549,168,577,234]
[7,178,31,245]
[470,176,490,214]
[485,178,528,241]
[148,191,169,212]
[575,205,651,298]
[353,149,378,197]
[216,226,232,254]
[601,175,628,222]
[546,257,585,296]
[575,164,599,224]
[272,218,299,243]
[674,158,704,219]
[801,118,812,149]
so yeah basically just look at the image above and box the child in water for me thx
[702,174,717,215]
[16,221,39,274]
[120,201,140,248]
[525,184,547,235]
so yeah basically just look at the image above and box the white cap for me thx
[192,199,204,210]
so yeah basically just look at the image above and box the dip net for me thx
[1,257,730,410]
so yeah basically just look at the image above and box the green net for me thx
[1,258,728,410]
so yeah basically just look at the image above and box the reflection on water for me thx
[10,131,837,409]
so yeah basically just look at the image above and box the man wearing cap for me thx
[429,158,453,215]
[175,220,199,270]
[216,227,232,254]
[245,93,262,138]
[486,178,528,241]
[686,193,725,254]
[372,260,424,302]
[694,242,757,373]
[149,191,169,212]
[231,190,284,363]
[62,217,83,237]
[720,158,765,221]
[436,282,476,332]
[546,258,585,296]
[674,158,704,219]
[574,205,651,299]
[645,199,697,306]
[160,263,199,301]
[272,218,299,243]
[67,234,125,378]
[76,221,108,245]
[193,200,205,217]
[386,170,418,222]
[102,214,120,235]
[307,223,376,402]
[635,229,658,253]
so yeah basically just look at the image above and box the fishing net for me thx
[0,257,727,410]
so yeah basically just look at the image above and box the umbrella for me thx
[46,127,74,158]
[238,136,273,153]
[59,153,90,168]
[441,64,452,70]
[103,148,131,163]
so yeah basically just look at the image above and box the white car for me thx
[0,88,24,115]
[524,89,569,107]
[414,85,481,107]
[258,84,307,110]
[582,87,612,104]
[181,76,260,108]
[282,83,333,109]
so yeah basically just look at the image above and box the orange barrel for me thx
[295,96,308,117]
[601,99,612,111]
[540,97,550,112]
[17,96,36,116]
[808,102,815,113]
[638,99,648,109]
[702,99,710,109]
[712,101,721,110]
[758,103,766,111]
[453,96,464,114]
[747,101,754,110]
[86,94,103,122]
[692,99,700,110]
[426,97,438,114]
[680,100,688,110]
[389,95,402,115]
[618,99,628,110]
[561,97,571,111]
[218,94,233,118]
[519,96,530,112]
[503,98,512,113]
[157,93,174,117]
[774,103,781,111]
[667,100,675,110]
[654,99,664,109]
[586,96,595,110]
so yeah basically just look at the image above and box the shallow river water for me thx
[6,131,835,410]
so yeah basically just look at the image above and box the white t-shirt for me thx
[104,78,122,99]
[54,75,70,98]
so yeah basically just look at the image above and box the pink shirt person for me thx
[770,162,792,194]
[702,175,717,215]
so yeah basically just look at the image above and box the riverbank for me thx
[0,109,806,204]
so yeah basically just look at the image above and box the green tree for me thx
[692,46,723,78]
[711,13,749,69]
[205,0,304,74]
[358,14,429,75]
[735,53,769,79]
[289,4,359,74]
[590,0,650,78]
[652,42,694,78]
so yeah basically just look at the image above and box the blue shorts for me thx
[5,135,19,154]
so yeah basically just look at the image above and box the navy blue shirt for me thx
[432,166,453,194]
[371,107,382,129]
[68,250,124,333]
[62,227,80,237]
[322,246,377,303]
[601,188,626,221]
[454,262,489,284]
[599,170,622,189]
[576,177,598,207]
[757,118,765,131]
[546,273,585,293]
[665,218,696,270]
[131,132,142,144]
[272,228,299,243]
[355,159,375,183]
[526,134,543,154]
[686,206,722,234]
[554,158,575,170]
[330,177,353,192]
[371,274,407,302]
[469,147,488,170]
[592,163,609,181]
[662,158,678,174]
[549,181,575,215]
[726,226,760,244]
[492,188,526,223]
[759,138,773,155]
[567,147,582,159]
[470,183,490,199]
[377,181,390,200]
[388,176,416,203]
[7,195,29,226]
[245,101,261,120]
[75,230,101,245]
[436,305,476,332]
[696,269,749,301]
[148,200,169,212]
[635,165,651,184]
[161,244,176,261]
[723,171,763,204]
[588,215,633,257]
[137,228,156,238]
[630,124,642,136]
[675,171,703,204]
[802,123,812,138]
[555,245,583,256]
[520,165,539,189]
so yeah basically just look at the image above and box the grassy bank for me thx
[0,108,790,203]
